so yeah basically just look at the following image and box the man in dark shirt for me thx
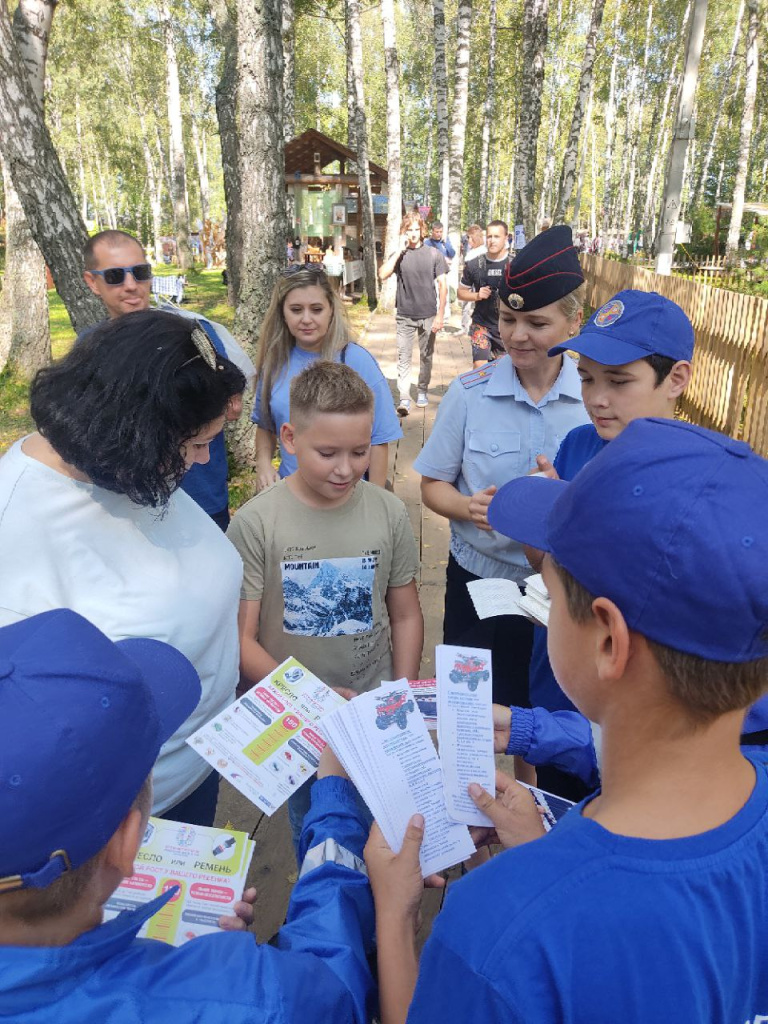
[380,212,448,415]
[457,219,509,368]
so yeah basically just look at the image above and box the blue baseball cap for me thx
[487,419,768,663]
[549,290,694,364]
[0,609,201,892]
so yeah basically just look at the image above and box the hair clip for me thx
[191,326,221,370]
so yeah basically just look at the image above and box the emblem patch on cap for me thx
[508,293,524,310]
[594,299,624,327]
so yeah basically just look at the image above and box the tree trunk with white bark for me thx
[553,0,606,224]
[282,0,295,141]
[655,0,708,275]
[159,0,191,270]
[725,0,759,262]
[345,0,378,306]
[380,0,403,311]
[514,0,549,241]
[432,0,450,227]
[447,0,472,258]
[0,0,54,378]
[478,0,497,224]
[0,0,104,338]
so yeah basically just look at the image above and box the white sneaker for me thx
[416,392,429,407]
[397,398,411,416]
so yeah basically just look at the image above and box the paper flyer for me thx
[466,574,551,627]
[103,817,254,946]
[187,657,346,816]
[381,677,437,727]
[321,685,475,877]
[436,645,496,826]
[518,782,575,831]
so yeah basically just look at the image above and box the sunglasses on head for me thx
[282,263,327,279]
[89,263,152,286]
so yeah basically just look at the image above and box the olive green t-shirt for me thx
[227,480,419,693]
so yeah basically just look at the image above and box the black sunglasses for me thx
[89,263,153,286]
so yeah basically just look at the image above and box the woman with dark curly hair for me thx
[0,310,246,826]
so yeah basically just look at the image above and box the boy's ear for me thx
[103,807,147,881]
[666,360,692,399]
[590,597,631,684]
[281,421,298,456]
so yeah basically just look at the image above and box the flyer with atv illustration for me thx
[436,645,496,827]
[320,684,475,876]
[186,657,345,816]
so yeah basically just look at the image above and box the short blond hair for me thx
[467,224,484,243]
[289,361,374,428]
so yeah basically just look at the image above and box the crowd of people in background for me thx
[0,215,767,1024]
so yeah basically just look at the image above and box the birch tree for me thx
[432,0,450,226]
[0,0,54,377]
[345,0,378,306]
[478,0,497,224]
[655,0,708,275]
[234,0,289,352]
[380,0,403,312]
[0,1,104,334]
[159,0,191,269]
[514,0,549,241]
[447,0,472,257]
[211,0,241,304]
[725,0,759,261]
[553,0,606,224]
[282,0,296,141]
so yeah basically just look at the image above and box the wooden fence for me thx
[580,254,768,458]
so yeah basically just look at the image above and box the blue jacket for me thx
[0,778,375,1023]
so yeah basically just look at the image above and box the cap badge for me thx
[595,299,624,327]
[508,293,524,310]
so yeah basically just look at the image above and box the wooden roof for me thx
[285,129,388,183]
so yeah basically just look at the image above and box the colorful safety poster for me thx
[187,657,346,816]
[321,685,475,877]
[103,817,254,946]
[436,645,496,826]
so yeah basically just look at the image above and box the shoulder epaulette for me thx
[459,362,498,390]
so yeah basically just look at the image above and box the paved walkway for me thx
[215,310,474,942]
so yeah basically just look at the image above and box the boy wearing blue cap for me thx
[365,419,768,1023]
[0,610,375,1023]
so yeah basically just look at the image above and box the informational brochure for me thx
[321,685,475,877]
[381,678,436,728]
[466,574,551,627]
[518,782,575,831]
[436,645,496,827]
[103,817,254,946]
[187,657,346,816]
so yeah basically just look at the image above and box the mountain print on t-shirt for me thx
[281,556,376,637]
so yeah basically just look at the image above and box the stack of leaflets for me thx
[407,678,437,727]
[320,684,475,876]
[187,657,345,816]
[519,573,551,627]
[103,817,254,946]
[435,645,496,827]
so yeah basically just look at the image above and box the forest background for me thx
[0,0,766,459]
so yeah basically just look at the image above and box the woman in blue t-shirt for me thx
[252,265,402,489]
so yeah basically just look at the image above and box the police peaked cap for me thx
[499,225,584,311]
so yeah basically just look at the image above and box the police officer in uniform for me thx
[413,226,590,707]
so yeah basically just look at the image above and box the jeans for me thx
[395,315,436,400]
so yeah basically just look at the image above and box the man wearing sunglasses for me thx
[81,230,254,530]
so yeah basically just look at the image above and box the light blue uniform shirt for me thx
[413,354,588,581]
[251,343,403,477]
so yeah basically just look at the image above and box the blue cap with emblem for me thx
[0,609,201,892]
[488,418,768,663]
[498,225,584,312]
[549,289,694,364]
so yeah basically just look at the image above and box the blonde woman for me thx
[252,265,401,489]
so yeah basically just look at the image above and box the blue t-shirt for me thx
[251,343,402,477]
[528,423,607,710]
[409,758,768,1023]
